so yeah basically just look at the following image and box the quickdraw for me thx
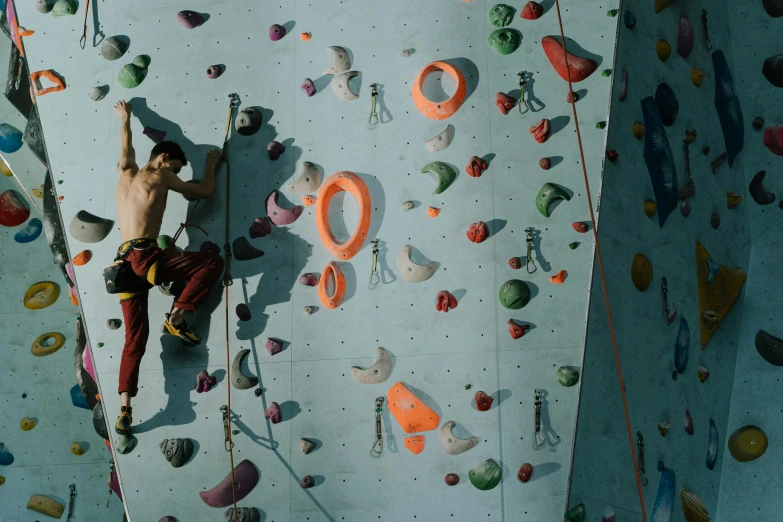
[637,431,648,486]
[67,483,76,521]
[106,459,115,507]
[517,71,530,114]
[221,405,234,452]
[368,83,379,128]
[79,0,90,49]
[368,239,380,289]
[661,277,677,326]
[701,10,713,51]
[371,396,384,457]
[534,389,545,448]
[525,227,537,274]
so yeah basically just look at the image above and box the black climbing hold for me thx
[254,388,263,397]
[702,146,710,155]
[749,171,775,206]
[233,237,264,261]
[235,108,263,136]
[654,83,679,127]
[755,330,783,366]
[762,55,783,87]
[763,0,783,17]
[752,117,765,130]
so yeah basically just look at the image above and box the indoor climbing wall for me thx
[0,31,125,521]
[13,0,618,520]
[568,0,756,521]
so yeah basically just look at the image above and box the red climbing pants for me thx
[117,240,224,396]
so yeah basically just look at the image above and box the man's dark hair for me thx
[149,141,187,166]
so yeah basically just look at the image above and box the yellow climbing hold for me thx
[726,192,741,209]
[31,332,66,357]
[27,495,65,519]
[21,417,37,431]
[656,40,671,61]
[631,253,653,292]
[0,476,5,485]
[685,129,697,143]
[644,200,658,217]
[70,442,87,456]
[691,68,705,87]
[23,281,60,310]
[0,159,11,176]
[632,121,645,139]
[31,185,44,198]
[728,425,768,462]
[681,489,710,522]
[654,0,678,13]
[696,239,746,348]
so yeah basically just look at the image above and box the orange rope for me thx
[551,1,649,520]
[79,0,89,49]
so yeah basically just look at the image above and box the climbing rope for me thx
[551,1,648,520]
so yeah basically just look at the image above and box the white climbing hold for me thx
[324,46,351,75]
[424,124,455,153]
[350,347,393,384]
[288,161,322,194]
[439,420,479,455]
[332,71,359,101]
[397,245,437,283]
[300,438,316,455]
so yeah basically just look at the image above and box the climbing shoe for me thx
[163,314,201,345]
[115,406,132,436]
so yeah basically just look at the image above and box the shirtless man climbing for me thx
[112,100,224,435]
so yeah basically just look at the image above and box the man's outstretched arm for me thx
[114,100,138,173]
[165,149,222,199]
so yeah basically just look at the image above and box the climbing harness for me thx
[368,83,379,128]
[525,227,537,274]
[67,483,76,521]
[371,396,384,458]
[221,405,234,452]
[106,459,115,507]
[79,0,90,49]
[534,389,545,448]
[368,239,380,289]
[552,0,648,517]
[517,72,529,114]
[661,277,677,326]
[701,10,713,51]
[637,431,648,486]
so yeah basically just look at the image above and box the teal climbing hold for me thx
[70,384,90,410]
[0,123,23,153]
[14,219,43,243]
[469,459,502,490]
[0,443,14,466]
[536,183,571,217]
[52,0,77,16]
[118,64,146,89]
[499,279,531,310]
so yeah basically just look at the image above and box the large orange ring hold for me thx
[318,262,347,309]
[315,171,371,260]
[412,61,467,120]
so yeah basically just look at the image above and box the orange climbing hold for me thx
[300,33,311,41]
[315,171,371,260]
[30,70,66,96]
[387,382,440,434]
[549,270,567,284]
[318,261,347,310]
[301,195,316,206]
[412,62,467,120]
[403,436,425,455]
[427,206,441,218]
[541,36,598,83]
[72,250,92,266]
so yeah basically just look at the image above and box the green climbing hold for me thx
[118,64,146,89]
[157,235,174,249]
[499,279,531,310]
[556,366,580,387]
[97,343,104,348]
[569,242,579,250]
[115,434,138,455]
[132,55,151,69]
[601,69,612,77]
[596,121,607,129]
[52,0,78,16]
[536,183,571,217]
[421,162,457,194]
[566,503,587,522]
[469,459,502,491]
[488,29,521,55]
[489,4,515,27]
[607,9,619,16]
[464,384,472,390]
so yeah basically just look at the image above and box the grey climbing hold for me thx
[402,201,415,211]
[401,49,413,57]
[332,71,360,101]
[350,347,393,384]
[324,46,351,75]
[132,55,151,69]
[231,349,258,390]
[36,0,53,14]
[439,421,479,455]
[755,330,783,366]
[300,475,315,488]
[762,55,783,88]
[69,211,114,243]
[52,0,78,16]
[303,306,315,315]
[300,438,316,455]
[288,162,321,194]
[107,319,122,330]
[233,237,264,261]
[224,507,261,522]
[101,37,128,61]
[88,85,109,102]
[397,245,437,283]
[115,435,138,455]
[159,438,194,468]
[235,108,263,136]
[92,402,109,439]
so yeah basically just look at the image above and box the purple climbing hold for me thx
[684,410,694,435]
[710,212,720,229]
[265,402,282,424]
[269,24,286,41]
[236,304,251,322]
[143,126,166,143]
[206,65,223,79]
[200,241,220,255]
[301,78,316,97]
[195,370,217,393]
[676,15,694,58]
[249,217,272,239]
[300,475,315,488]
[159,517,177,522]
[268,141,286,161]
[299,273,318,286]
[265,338,283,356]
[177,11,204,29]
[749,170,775,206]
[199,460,259,508]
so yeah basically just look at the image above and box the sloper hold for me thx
[160,438,194,468]
[763,125,783,156]
[89,85,109,101]
[631,253,653,291]
[324,46,351,75]
[0,443,14,465]
[424,124,454,152]
[235,108,263,136]
[332,71,360,101]
[681,489,710,522]
[439,421,479,454]
[677,16,694,58]
[421,162,456,194]
[101,37,128,61]
[469,459,502,491]
[351,347,392,384]
[387,382,440,433]
[536,183,570,217]
[557,366,579,386]
[14,218,42,244]
[655,83,679,127]
[521,1,543,20]
[728,425,767,462]
[118,64,146,88]
[397,245,437,283]
[755,329,783,366]
[624,10,636,29]
[764,0,783,16]
[177,10,205,29]
[695,240,746,348]
[233,237,264,260]
[266,190,303,225]
[713,50,744,167]
[0,190,30,226]
[654,0,678,13]
[69,210,114,243]
[27,495,65,518]
[566,504,586,522]
[224,507,261,522]
[706,419,718,470]
[762,55,783,87]
[199,460,259,508]
[651,465,675,521]
[37,0,54,14]
[288,161,322,193]
[269,24,286,41]
[71,441,86,455]
[541,36,598,83]
[499,279,531,309]
[404,435,425,454]
[52,0,78,16]
[641,97,678,228]
[231,349,258,389]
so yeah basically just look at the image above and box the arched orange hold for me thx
[427,206,440,218]
[404,436,425,455]
[315,171,371,260]
[412,61,467,120]
[301,195,316,206]
[73,250,92,266]
[30,70,66,96]
[318,261,347,310]
[550,270,567,284]
[387,382,441,434]
[300,32,312,41]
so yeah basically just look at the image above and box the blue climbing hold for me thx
[704,257,719,284]
[674,317,689,377]
[0,123,23,153]
[70,384,90,410]
[654,83,679,127]
[0,443,14,466]
[624,10,636,29]
[713,50,744,167]
[641,97,678,228]
[14,218,43,243]
[651,464,675,522]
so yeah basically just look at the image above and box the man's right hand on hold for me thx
[114,100,132,119]
[206,148,222,170]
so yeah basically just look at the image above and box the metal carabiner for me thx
[534,389,545,448]
[525,227,537,274]
[221,405,235,452]
[371,397,384,457]
[368,239,380,289]
[518,72,529,114]
[368,83,379,128]
[67,483,76,520]
[637,431,648,486]
[661,277,677,325]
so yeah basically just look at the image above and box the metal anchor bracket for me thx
[525,227,537,274]
[67,483,76,521]
[517,72,530,114]
[661,277,677,325]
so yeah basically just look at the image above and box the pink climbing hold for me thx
[236,303,251,321]
[301,78,316,97]
[266,190,303,226]
[677,15,695,58]
[265,338,283,356]
[684,410,694,435]
[495,92,517,115]
[520,1,544,20]
[541,36,598,83]
[249,217,272,239]
[0,190,30,227]
[508,257,522,270]
[572,222,588,233]
[539,158,551,170]
[466,156,489,178]
[195,371,217,393]
[606,149,619,162]
[763,124,783,156]
[529,119,550,143]
[268,141,286,160]
[206,65,223,79]
[299,273,318,286]
[466,221,490,243]
[435,290,458,313]
[508,319,530,339]
[265,402,282,424]
[177,11,204,29]
[269,24,286,41]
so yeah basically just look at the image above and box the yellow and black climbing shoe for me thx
[115,407,132,436]
[163,314,201,346]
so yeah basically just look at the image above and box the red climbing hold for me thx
[508,257,522,270]
[763,124,783,156]
[0,190,30,227]
[541,36,598,83]
[539,158,551,170]
[518,463,533,482]
[435,290,458,313]
[466,221,490,243]
[495,92,517,115]
[572,222,588,233]
[567,91,580,103]
[529,119,550,143]
[606,149,618,162]
[507,319,530,339]
[475,391,494,411]
[445,473,460,486]
[466,156,489,178]
[521,1,544,20]
[550,270,567,284]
